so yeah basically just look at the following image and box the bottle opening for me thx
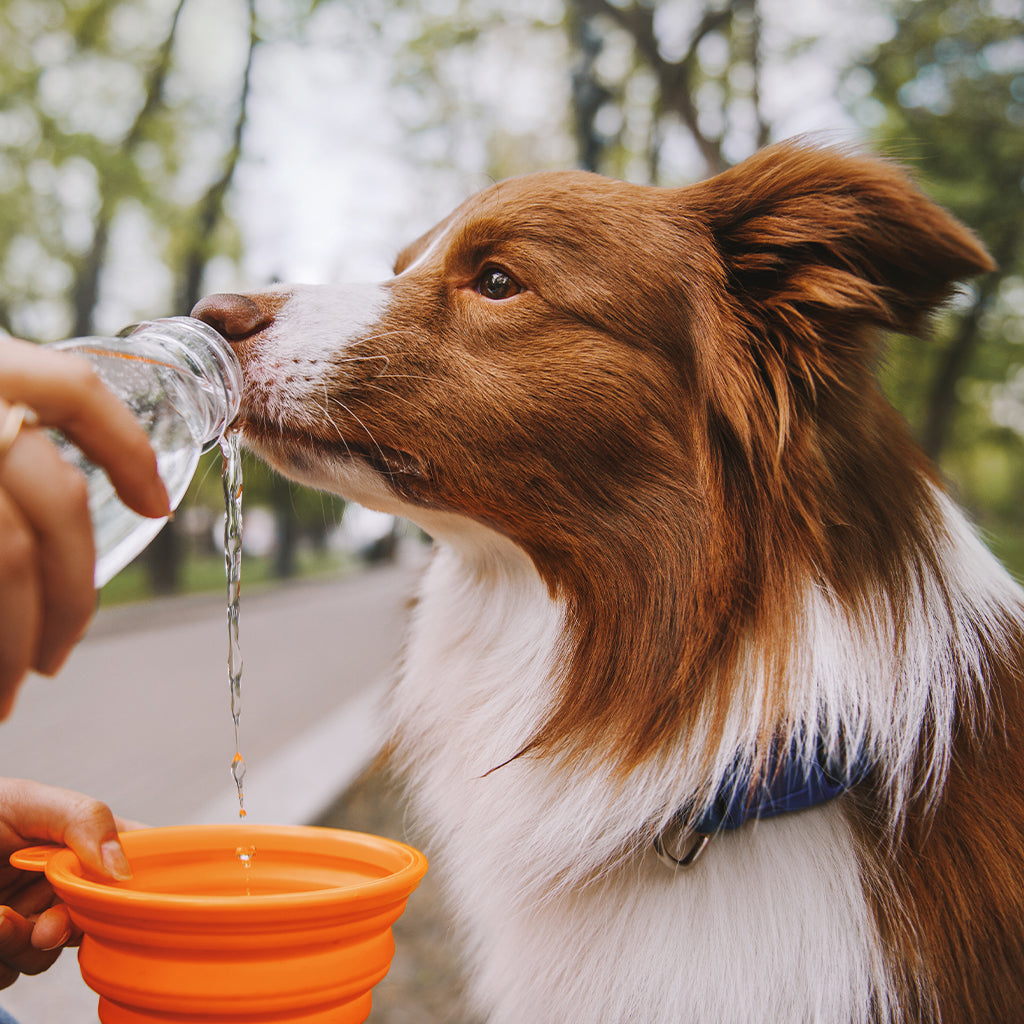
[119,317,242,442]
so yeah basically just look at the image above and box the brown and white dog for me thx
[193,142,1024,1024]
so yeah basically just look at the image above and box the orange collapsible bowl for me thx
[11,824,427,1024]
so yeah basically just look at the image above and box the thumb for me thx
[0,778,132,881]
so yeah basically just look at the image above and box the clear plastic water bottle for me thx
[50,316,241,586]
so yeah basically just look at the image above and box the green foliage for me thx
[565,0,771,182]
[99,545,352,606]
[858,0,1024,532]
[1,0,343,591]
[0,0,189,337]
[864,0,1024,256]
[348,0,573,182]
[184,447,345,534]
[5,0,1023,588]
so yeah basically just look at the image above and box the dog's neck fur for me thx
[201,142,1023,1023]
[391,529,896,1022]
[388,485,1020,1024]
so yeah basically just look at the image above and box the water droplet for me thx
[231,751,246,818]
[236,844,256,896]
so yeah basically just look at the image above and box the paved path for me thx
[0,545,426,1023]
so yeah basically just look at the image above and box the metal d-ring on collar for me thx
[652,731,872,872]
[652,826,712,869]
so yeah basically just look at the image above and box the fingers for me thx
[0,779,131,882]
[0,419,96,682]
[0,335,170,700]
[28,904,76,953]
[0,781,134,986]
[56,789,133,882]
[0,906,67,988]
[0,338,169,518]
[0,490,41,715]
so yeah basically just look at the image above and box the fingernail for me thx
[39,926,72,952]
[100,839,132,881]
[0,913,15,941]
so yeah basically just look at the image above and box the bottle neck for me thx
[118,317,242,446]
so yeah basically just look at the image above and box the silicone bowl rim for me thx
[14,823,427,921]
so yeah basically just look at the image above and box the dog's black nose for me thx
[191,293,272,342]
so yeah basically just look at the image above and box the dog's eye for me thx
[477,267,521,301]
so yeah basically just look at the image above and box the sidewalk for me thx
[314,763,481,1024]
[0,546,427,1023]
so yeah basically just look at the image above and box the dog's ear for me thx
[690,142,994,342]
[680,142,994,453]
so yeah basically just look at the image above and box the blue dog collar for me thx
[693,735,871,833]
[654,733,871,868]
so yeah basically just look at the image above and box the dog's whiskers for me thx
[309,393,358,464]
[340,354,392,370]
[318,391,403,478]
[341,347,447,391]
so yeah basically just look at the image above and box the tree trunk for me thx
[70,0,186,336]
[566,0,611,172]
[922,228,1017,461]
[71,217,109,338]
[151,0,257,594]
[144,518,182,596]
[566,0,747,179]
[272,473,298,579]
[176,0,259,312]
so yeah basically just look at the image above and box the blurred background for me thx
[0,2,1021,1019]
[1,0,1022,594]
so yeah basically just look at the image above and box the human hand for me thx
[0,778,135,989]
[0,336,171,716]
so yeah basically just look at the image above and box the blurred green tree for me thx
[856,0,1024,540]
[565,0,770,179]
[0,0,343,592]
[3,0,1021,590]
[0,0,225,339]
[558,0,1024,559]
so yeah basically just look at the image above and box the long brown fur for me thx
[199,141,1023,1021]
[384,146,1023,1019]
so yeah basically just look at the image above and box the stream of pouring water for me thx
[221,431,246,819]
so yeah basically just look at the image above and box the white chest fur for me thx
[389,536,893,1024]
